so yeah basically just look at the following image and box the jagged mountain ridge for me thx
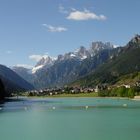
[13,41,115,88]
[25,41,114,75]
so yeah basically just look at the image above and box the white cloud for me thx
[67,9,107,21]
[29,54,57,63]
[42,24,67,32]
[58,4,68,14]
[6,50,12,54]
[29,55,43,62]
[15,64,33,69]
[29,54,51,62]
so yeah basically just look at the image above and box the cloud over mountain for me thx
[29,55,45,62]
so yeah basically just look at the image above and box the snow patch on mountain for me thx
[70,53,76,57]
[32,65,44,74]
[14,41,114,74]
[81,55,87,60]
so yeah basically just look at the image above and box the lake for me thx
[0,97,140,140]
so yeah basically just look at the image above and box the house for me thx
[123,84,131,88]
[94,85,100,93]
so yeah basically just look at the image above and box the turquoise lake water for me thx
[0,97,140,140]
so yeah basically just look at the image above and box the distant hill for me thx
[0,65,34,94]
[12,66,35,84]
[71,35,140,87]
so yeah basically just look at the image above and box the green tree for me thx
[0,79,6,100]
[127,88,135,98]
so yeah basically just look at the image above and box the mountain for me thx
[89,42,114,57]
[12,66,35,84]
[11,34,140,89]
[31,41,114,88]
[13,56,56,87]
[71,35,140,87]
[70,42,114,78]
[0,65,34,93]
[13,41,114,89]
[34,58,81,88]
[32,56,55,74]
[55,43,113,62]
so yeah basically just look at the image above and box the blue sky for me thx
[0,0,140,67]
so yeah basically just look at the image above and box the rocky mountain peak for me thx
[91,41,113,50]
[75,46,90,60]
[57,54,64,61]
[35,56,54,67]
[130,34,140,44]
[13,41,115,75]
[127,34,140,49]
[31,56,56,74]
[89,41,113,57]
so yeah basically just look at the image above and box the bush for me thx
[98,86,138,98]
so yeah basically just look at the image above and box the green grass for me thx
[50,92,98,97]
[19,92,99,98]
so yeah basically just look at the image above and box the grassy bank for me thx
[48,92,98,97]
[17,86,140,98]
[22,92,99,98]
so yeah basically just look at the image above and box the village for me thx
[24,86,100,96]
[21,81,140,97]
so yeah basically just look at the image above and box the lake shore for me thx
[14,93,130,100]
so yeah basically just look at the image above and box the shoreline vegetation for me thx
[13,91,139,100]
[13,85,140,99]
[28,93,99,98]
